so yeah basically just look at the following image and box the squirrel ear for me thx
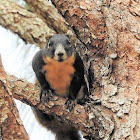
[48,35,53,40]
[46,34,55,41]
[66,34,70,38]
[66,30,73,39]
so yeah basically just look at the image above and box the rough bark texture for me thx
[51,0,106,53]
[102,1,140,139]
[51,0,140,139]
[0,0,55,48]
[24,0,69,34]
[0,57,29,140]
[0,58,114,140]
[0,0,139,139]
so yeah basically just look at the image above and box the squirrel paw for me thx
[77,98,86,105]
[40,89,53,103]
[65,98,77,111]
[77,95,88,105]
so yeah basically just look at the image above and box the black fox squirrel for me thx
[32,34,89,140]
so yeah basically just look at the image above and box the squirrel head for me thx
[43,34,75,62]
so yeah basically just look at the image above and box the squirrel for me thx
[32,34,89,140]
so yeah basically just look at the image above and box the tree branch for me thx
[0,0,55,48]
[0,58,114,140]
[0,56,29,140]
[24,0,69,34]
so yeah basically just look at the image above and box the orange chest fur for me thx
[43,55,75,97]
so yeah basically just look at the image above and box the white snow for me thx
[0,26,55,140]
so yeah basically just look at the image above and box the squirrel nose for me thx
[57,52,64,57]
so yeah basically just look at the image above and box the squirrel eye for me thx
[66,40,71,47]
[48,41,53,48]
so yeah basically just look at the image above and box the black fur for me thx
[33,108,81,140]
[32,34,89,140]
[32,34,88,106]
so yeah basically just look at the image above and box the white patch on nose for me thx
[54,44,68,61]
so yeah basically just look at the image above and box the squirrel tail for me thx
[32,108,81,140]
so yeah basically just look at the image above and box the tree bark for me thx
[51,0,106,52]
[51,0,140,139]
[0,0,55,48]
[24,0,69,34]
[0,57,29,140]
[0,57,114,140]
[0,0,139,139]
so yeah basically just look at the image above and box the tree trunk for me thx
[0,0,140,140]
[51,0,106,51]
[51,0,140,139]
